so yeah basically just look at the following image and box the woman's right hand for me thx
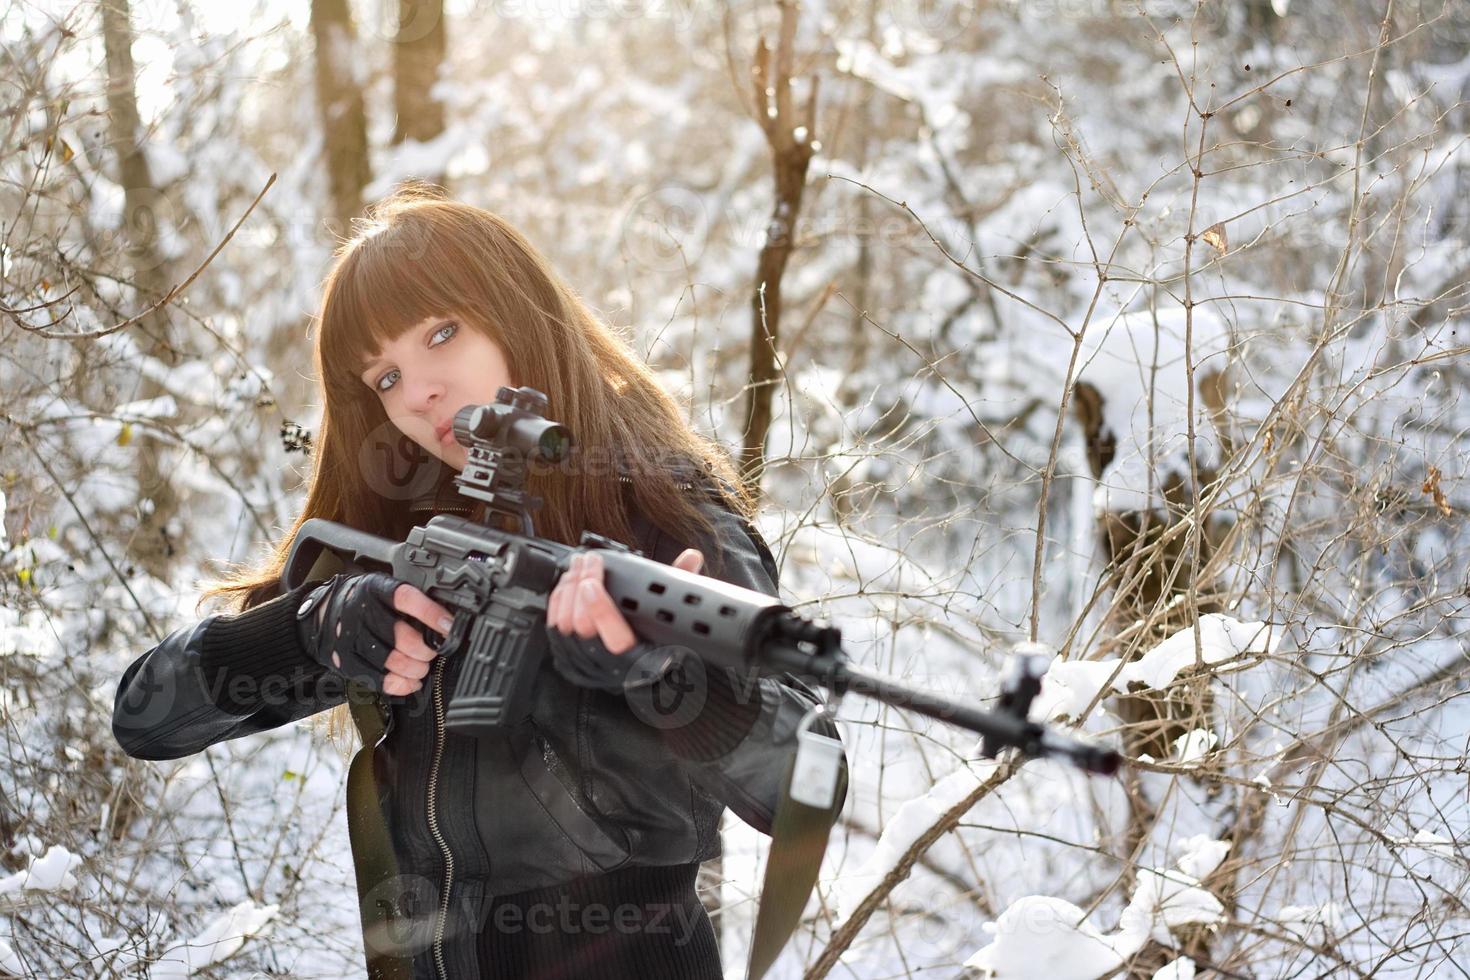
[294,571,455,696]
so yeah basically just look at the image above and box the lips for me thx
[435,420,454,444]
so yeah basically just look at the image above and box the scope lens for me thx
[539,426,572,462]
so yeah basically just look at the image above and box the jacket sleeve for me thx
[637,498,849,835]
[112,582,349,761]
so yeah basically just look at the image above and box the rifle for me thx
[283,385,1120,774]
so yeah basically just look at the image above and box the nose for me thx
[399,374,445,415]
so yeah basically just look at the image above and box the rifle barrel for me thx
[816,660,1120,775]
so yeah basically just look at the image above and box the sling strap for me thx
[746,702,849,980]
[301,549,417,979]
[346,694,416,980]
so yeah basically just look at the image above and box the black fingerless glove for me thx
[545,626,687,695]
[294,571,409,693]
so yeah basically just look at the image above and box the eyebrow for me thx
[358,319,449,379]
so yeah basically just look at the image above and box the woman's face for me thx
[358,314,514,472]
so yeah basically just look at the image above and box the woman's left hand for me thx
[547,548,705,654]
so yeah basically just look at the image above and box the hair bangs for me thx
[318,226,464,400]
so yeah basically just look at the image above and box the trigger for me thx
[440,614,468,656]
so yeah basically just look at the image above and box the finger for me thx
[548,555,582,633]
[392,582,455,637]
[393,620,439,663]
[570,551,590,588]
[568,552,600,634]
[384,649,431,681]
[360,601,400,652]
[349,627,394,671]
[383,674,421,697]
[350,577,400,648]
[549,567,570,637]
[574,576,639,655]
[561,553,593,634]
[547,576,566,632]
[672,548,705,575]
[568,564,596,638]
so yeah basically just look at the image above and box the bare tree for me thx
[310,0,371,236]
[738,0,819,491]
[391,0,448,165]
[101,0,182,583]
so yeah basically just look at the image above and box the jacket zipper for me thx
[427,655,453,980]
[418,476,698,978]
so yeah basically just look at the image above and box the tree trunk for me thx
[310,0,372,237]
[101,0,182,584]
[276,0,375,424]
[392,0,448,166]
[738,1,819,494]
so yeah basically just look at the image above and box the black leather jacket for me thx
[113,490,847,980]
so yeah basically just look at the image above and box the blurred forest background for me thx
[1,0,1468,976]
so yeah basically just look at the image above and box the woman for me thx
[111,184,845,980]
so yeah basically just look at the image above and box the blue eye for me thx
[372,322,457,393]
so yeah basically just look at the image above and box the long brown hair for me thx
[200,182,755,753]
